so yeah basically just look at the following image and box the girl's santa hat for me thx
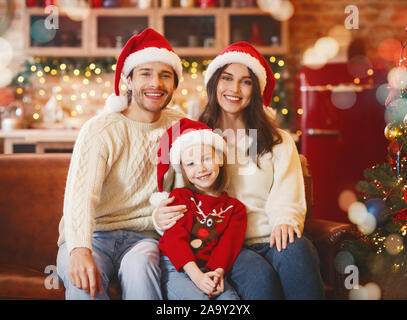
[204,41,275,107]
[106,28,183,113]
[149,118,226,207]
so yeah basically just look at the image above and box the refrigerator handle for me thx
[306,129,341,136]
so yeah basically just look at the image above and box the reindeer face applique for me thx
[189,197,233,253]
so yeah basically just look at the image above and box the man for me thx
[56,28,187,300]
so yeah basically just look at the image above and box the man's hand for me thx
[68,247,102,299]
[155,196,187,231]
[269,224,302,251]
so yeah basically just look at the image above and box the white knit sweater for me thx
[57,107,185,254]
[224,129,307,246]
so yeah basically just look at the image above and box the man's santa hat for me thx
[204,41,275,107]
[149,118,226,207]
[106,28,183,112]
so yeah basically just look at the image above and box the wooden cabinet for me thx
[25,6,288,57]
[24,7,90,57]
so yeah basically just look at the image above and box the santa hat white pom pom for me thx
[149,191,170,207]
[105,94,128,113]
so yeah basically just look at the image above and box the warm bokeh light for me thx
[378,38,402,63]
[364,282,381,300]
[348,201,368,225]
[327,25,352,48]
[302,47,327,69]
[270,0,294,21]
[357,212,377,235]
[349,282,381,300]
[314,37,339,60]
[338,189,357,212]
[384,234,403,255]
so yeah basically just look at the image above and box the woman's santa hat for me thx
[106,28,183,112]
[204,41,275,107]
[149,118,226,207]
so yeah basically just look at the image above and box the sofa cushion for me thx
[0,264,64,300]
[0,264,122,300]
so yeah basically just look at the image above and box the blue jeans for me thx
[229,236,324,300]
[160,255,240,300]
[57,230,162,300]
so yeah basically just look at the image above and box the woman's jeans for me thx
[57,230,162,300]
[160,255,240,300]
[228,236,325,300]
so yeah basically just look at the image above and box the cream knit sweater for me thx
[225,129,307,246]
[57,107,185,254]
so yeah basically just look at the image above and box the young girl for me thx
[150,118,247,300]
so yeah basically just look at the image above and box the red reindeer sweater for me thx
[158,188,247,274]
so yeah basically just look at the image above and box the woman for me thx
[154,42,324,299]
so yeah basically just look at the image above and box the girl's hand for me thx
[208,268,225,298]
[192,271,218,296]
[155,196,187,231]
[269,224,302,252]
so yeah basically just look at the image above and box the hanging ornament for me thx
[387,140,402,177]
[384,123,403,141]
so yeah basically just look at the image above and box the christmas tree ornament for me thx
[365,198,387,227]
[384,123,402,141]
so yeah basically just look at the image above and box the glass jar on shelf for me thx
[180,0,194,8]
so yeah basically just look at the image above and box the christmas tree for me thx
[344,31,407,299]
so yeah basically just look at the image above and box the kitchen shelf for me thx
[25,7,288,57]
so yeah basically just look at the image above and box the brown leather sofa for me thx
[0,153,359,300]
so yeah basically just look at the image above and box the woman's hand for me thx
[155,196,187,231]
[269,224,302,251]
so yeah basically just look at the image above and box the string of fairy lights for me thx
[10,55,288,126]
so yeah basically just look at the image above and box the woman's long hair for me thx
[198,64,282,160]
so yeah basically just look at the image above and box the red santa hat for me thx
[106,28,183,112]
[204,41,275,107]
[149,118,226,207]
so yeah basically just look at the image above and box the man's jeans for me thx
[229,236,325,300]
[160,255,240,300]
[57,230,162,300]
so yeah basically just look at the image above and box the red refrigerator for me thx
[295,63,388,223]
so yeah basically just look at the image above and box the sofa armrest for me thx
[304,218,361,299]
